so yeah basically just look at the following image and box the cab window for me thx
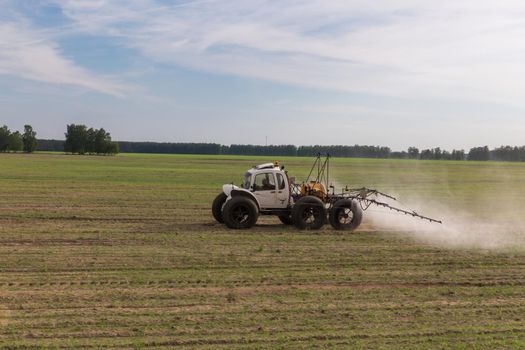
[254,173,276,191]
[276,173,286,190]
[242,172,252,189]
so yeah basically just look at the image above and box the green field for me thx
[1,153,525,348]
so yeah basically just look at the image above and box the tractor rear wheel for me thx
[212,192,227,223]
[278,213,293,225]
[292,196,326,230]
[222,196,259,229]
[329,199,363,231]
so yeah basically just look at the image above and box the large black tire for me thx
[292,196,326,230]
[329,199,363,231]
[278,213,293,225]
[212,192,227,223]
[222,196,259,229]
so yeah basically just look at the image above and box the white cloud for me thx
[50,0,525,107]
[4,0,525,106]
[0,21,126,97]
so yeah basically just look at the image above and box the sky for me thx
[1,0,525,150]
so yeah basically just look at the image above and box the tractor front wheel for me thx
[212,192,227,223]
[292,196,326,230]
[329,199,363,231]
[222,196,259,229]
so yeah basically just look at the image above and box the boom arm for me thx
[343,187,442,224]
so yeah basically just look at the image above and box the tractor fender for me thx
[222,186,260,210]
[222,184,239,197]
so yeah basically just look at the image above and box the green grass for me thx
[0,152,524,348]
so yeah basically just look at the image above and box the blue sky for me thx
[2,0,525,150]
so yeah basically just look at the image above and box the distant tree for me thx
[390,151,408,159]
[468,146,490,161]
[451,149,465,160]
[407,147,419,159]
[94,128,110,154]
[432,147,442,160]
[22,125,38,153]
[64,125,118,155]
[420,149,432,160]
[64,124,88,154]
[8,131,23,152]
[0,125,10,152]
[86,128,96,154]
[492,145,525,162]
[107,141,119,155]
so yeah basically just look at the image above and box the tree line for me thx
[403,147,466,160]
[0,125,37,153]
[297,145,391,158]
[30,140,525,162]
[467,146,525,162]
[3,123,522,162]
[117,141,221,155]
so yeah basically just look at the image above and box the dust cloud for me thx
[332,162,525,251]
[363,199,525,251]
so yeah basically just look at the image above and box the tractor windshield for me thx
[241,172,252,189]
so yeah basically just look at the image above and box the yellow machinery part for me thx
[300,181,327,201]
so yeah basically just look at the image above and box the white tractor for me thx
[212,155,441,230]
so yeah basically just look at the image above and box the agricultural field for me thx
[0,153,525,348]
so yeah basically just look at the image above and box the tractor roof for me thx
[250,161,281,172]
[254,162,275,170]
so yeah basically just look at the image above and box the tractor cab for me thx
[229,161,291,210]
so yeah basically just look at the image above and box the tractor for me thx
[212,154,441,230]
